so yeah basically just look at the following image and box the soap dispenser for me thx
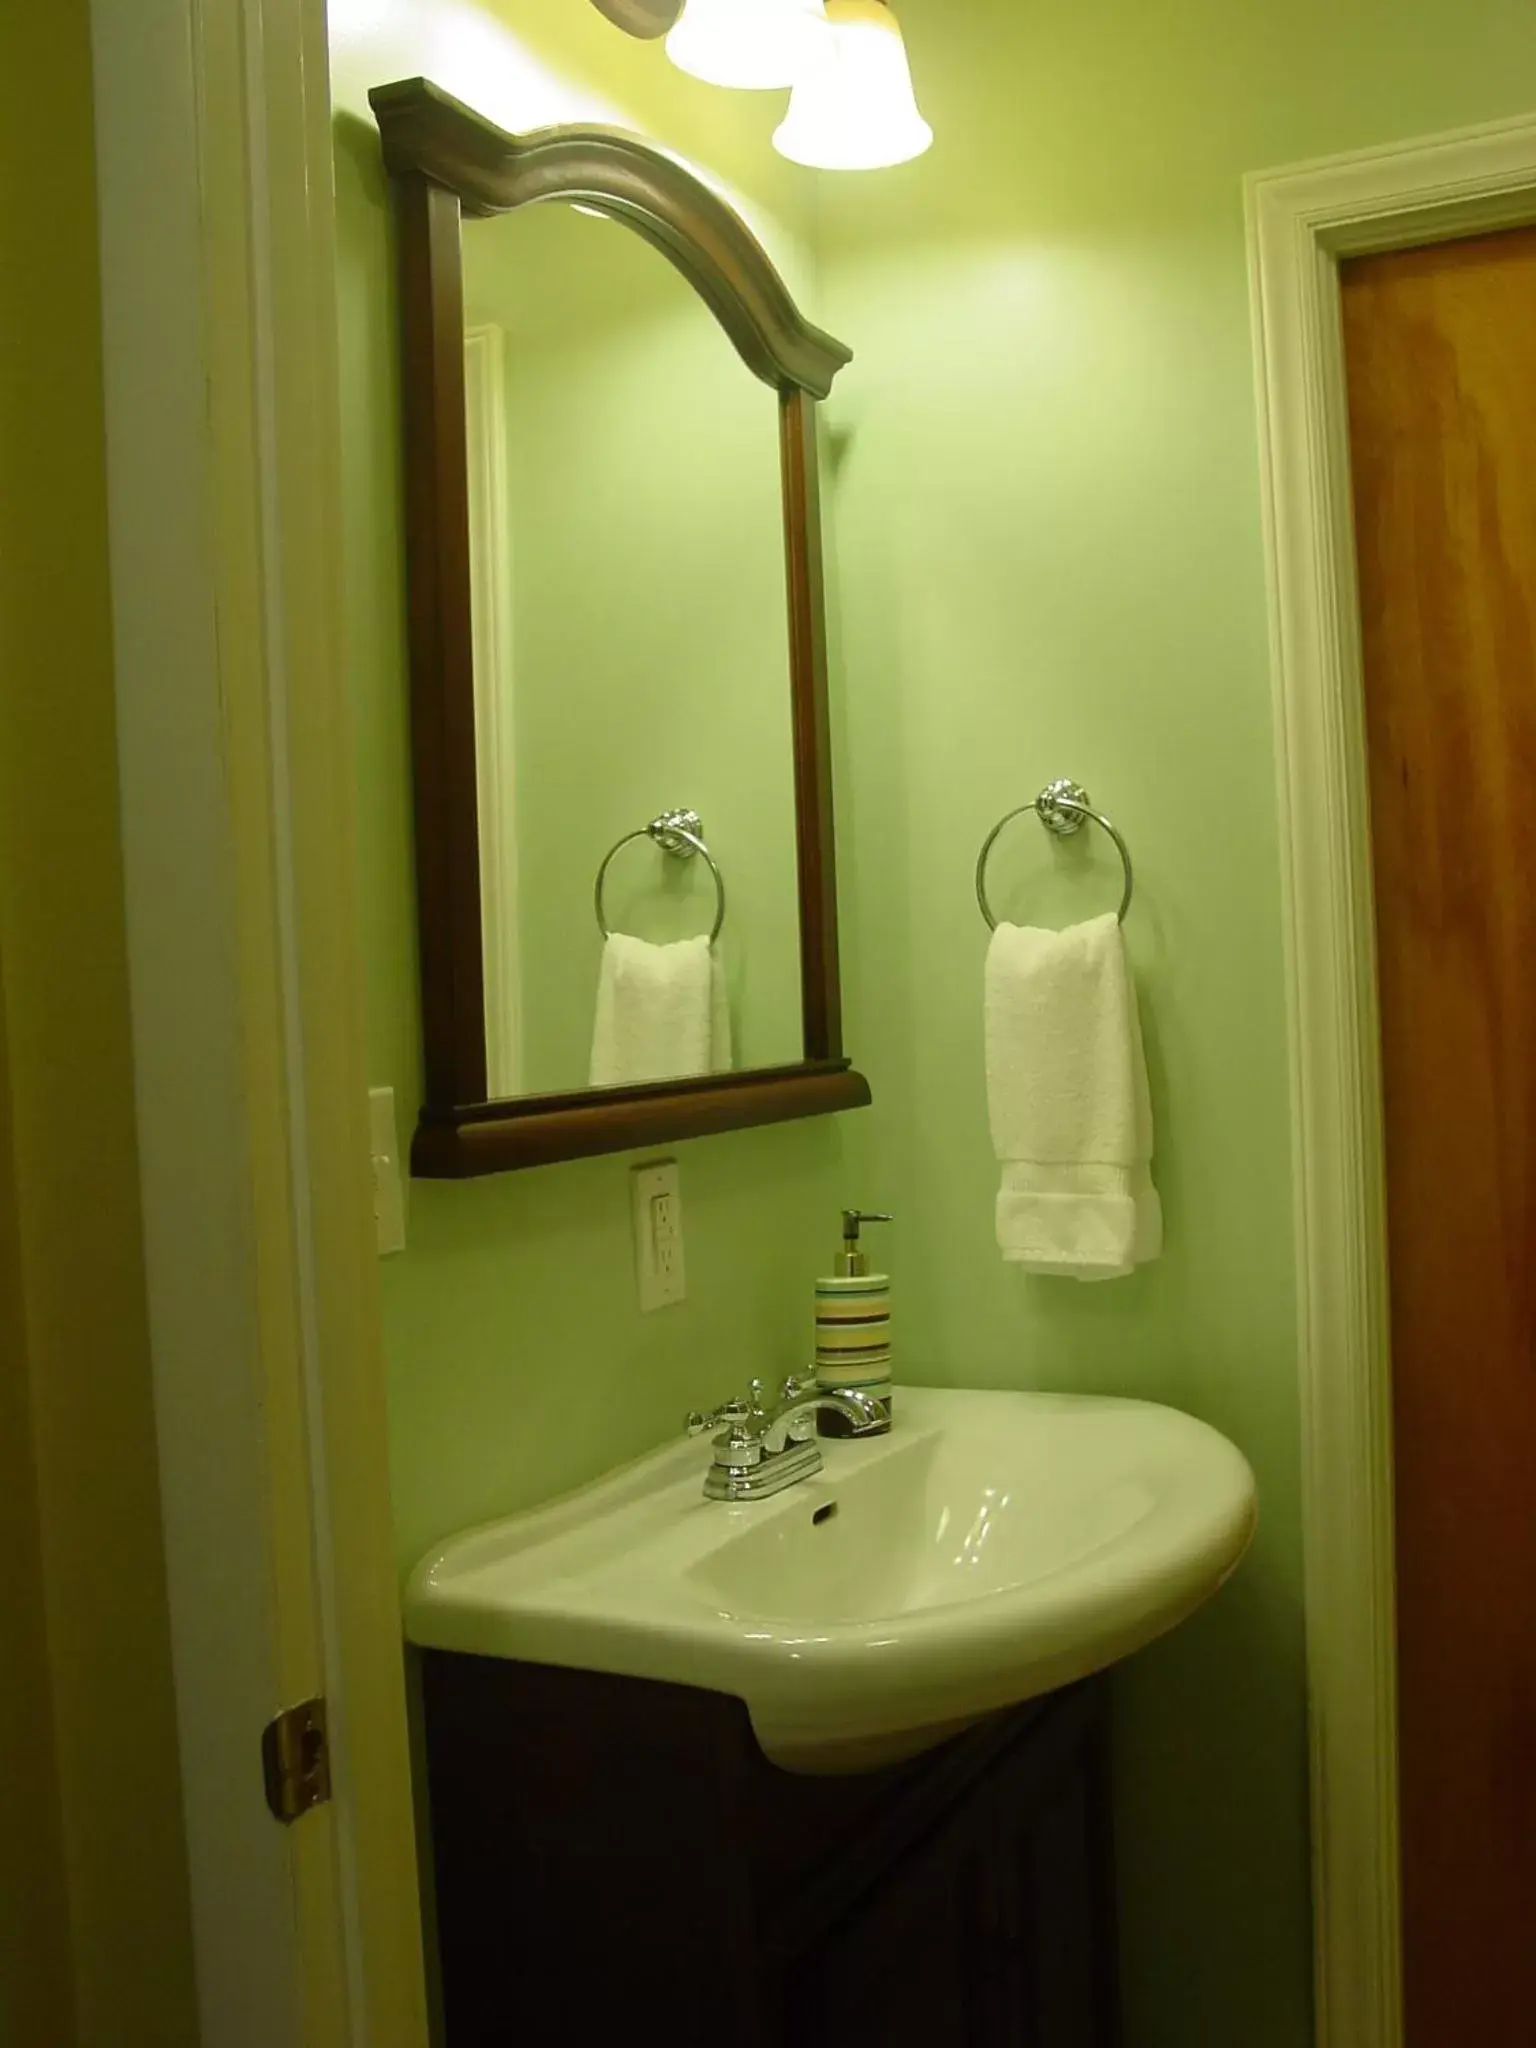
[813,1209,894,1437]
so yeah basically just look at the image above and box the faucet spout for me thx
[762,1389,883,1455]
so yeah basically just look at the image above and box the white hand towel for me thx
[984,911,1162,1279]
[589,934,732,1088]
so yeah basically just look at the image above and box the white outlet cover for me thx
[631,1159,684,1312]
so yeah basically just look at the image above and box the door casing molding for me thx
[1247,110,1536,2048]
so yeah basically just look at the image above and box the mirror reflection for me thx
[460,200,803,1100]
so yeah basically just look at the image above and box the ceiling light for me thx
[665,0,827,91]
[773,0,931,171]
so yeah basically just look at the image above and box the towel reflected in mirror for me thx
[589,933,733,1088]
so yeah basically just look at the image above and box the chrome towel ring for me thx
[975,778,1134,930]
[594,806,727,943]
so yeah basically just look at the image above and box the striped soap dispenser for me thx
[813,1209,894,1437]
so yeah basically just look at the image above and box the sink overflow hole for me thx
[812,1501,838,1527]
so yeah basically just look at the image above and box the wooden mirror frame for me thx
[369,79,871,1176]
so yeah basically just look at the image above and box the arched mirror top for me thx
[367,77,853,399]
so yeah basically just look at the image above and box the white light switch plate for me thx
[368,1087,406,1256]
[632,1159,685,1311]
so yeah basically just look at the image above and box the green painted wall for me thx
[331,3,1536,2045]
[0,1,198,2040]
[820,5,1536,2043]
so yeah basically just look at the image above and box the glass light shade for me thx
[665,0,827,91]
[773,0,931,170]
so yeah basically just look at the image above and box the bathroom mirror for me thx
[460,200,803,1100]
[370,79,869,1174]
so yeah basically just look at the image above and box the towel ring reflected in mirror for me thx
[975,778,1135,930]
[594,807,728,943]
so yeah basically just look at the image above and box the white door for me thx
[90,0,429,2040]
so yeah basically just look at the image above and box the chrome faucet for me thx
[687,1375,884,1503]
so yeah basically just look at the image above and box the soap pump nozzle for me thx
[838,1208,893,1278]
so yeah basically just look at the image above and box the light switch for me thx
[632,1159,685,1311]
[368,1087,406,1256]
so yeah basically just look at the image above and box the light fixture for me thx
[773,0,932,171]
[665,0,826,92]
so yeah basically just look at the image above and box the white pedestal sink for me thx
[404,1387,1257,1772]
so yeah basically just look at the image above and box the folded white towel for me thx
[589,933,732,1089]
[985,911,1162,1279]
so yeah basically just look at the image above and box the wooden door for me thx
[1341,226,1536,2046]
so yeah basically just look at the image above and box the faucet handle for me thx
[775,1373,822,1447]
[686,1393,759,1438]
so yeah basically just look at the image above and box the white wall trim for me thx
[1247,110,1536,2048]
[464,322,523,1095]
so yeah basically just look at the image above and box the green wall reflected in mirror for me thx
[460,200,802,1097]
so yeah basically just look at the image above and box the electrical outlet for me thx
[632,1159,685,1311]
[368,1087,406,1256]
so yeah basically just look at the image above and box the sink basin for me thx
[404,1387,1256,1772]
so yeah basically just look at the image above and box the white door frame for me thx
[1247,112,1536,2048]
[90,0,428,2041]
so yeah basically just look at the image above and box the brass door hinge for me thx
[262,1696,331,1824]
